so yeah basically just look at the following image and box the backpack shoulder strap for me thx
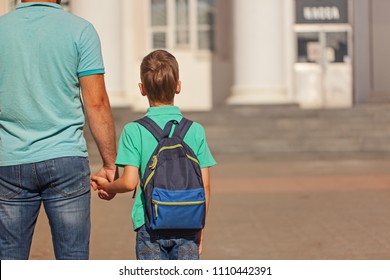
[135,117,164,141]
[172,117,193,140]
[135,117,177,141]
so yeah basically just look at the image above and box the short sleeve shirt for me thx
[115,106,216,230]
[0,3,105,165]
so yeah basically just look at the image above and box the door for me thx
[294,25,353,108]
[293,26,352,108]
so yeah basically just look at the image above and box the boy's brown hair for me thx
[140,50,179,104]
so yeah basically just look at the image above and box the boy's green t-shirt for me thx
[115,106,216,230]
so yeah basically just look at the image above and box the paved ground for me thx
[28,157,390,260]
[26,103,390,260]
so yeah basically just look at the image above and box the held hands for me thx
[90,166,117,200]
[91,174,109,188]
[91,176,115,200]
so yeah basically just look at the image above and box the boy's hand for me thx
[91,175,109,189]
[197,230,204,255]
[90,166,116,191]
[91,175,116,200]
[98,189,116,200]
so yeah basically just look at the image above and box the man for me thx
[0,0,117,259]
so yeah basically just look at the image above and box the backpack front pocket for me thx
[150,187,205,230]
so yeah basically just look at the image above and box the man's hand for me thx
[90,166,116,190]
[91,166,117,200]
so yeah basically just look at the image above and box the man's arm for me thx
[80,74,117,188]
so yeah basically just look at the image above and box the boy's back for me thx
[115,105,215,231]
[92,50,216,260]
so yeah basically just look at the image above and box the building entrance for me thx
[293,0,353,108]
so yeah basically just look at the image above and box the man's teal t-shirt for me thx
[115,106,216,230]
[0,2,105,166]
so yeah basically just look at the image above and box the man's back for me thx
[0,2,105,165]
[0,0,117,261]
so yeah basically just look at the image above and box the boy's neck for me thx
[149,101,174,107]
[22,0,59,3]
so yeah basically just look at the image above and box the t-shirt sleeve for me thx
[115,123,142,168]
[77,24,105,77]
[193,124,216,168]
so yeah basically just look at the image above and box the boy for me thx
[92,50,216,260]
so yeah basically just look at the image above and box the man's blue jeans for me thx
[136,225,199,260]
[0,157,91,260]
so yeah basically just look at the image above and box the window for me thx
[176,0,189,47]
[326,32,348,63]
[296,31,349,64]
[150,0,214,51]
[297,32,320,63]
[197,0,214,50]
[151,0,168,48]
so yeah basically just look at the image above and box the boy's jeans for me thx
[0,157,91,260]
[136,225,199,260]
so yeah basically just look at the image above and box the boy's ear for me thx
[176,81,181,95]
[139,83,147,96]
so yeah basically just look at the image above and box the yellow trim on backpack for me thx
[157,144,183,154]
[186,154,200,165]
[144,170,155,191]
[152,200,205,206]
[152,199,206,218]
[144,144,200,190]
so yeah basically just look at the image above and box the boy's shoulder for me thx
[186,119,206,134]
[122,117,207,140]
[123,121,142,132]
[120,122,144,142]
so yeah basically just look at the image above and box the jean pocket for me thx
[48,157,91,197]
[0,166,23,200]
[178,236,199,260]
[136,230,161,260]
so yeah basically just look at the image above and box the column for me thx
[71,0,127,106]
[228,0,291,105]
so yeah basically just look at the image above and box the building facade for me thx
[1,0,389,111]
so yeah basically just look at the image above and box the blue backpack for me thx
[135,117,205,230]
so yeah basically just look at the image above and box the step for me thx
[85,103,390,161]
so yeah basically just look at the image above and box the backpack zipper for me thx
[152,199,205,218]
[148,144,183,170]
[144,144,200,190]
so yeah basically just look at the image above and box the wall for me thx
[212,0,233,107]
[371,0,390,95]
[71,0,125,106]
[353,0,371,103]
